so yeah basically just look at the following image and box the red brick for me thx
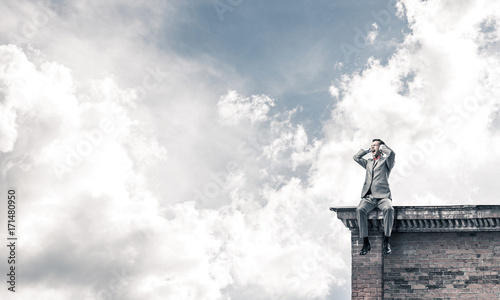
[381,232,500,298]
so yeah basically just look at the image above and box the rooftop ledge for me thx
[329,205,500,232]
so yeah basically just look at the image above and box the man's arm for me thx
[353,148,370,169]
[380,144,395,171]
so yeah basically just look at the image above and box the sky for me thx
[0,0,499,299]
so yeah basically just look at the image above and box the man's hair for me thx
[372,139,385,145]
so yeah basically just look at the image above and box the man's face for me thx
[370,141,381,157]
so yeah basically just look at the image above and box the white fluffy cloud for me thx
[217,90,275,125]
[0,11,348,300]
[0,44,169,299]
[366,23,379,45]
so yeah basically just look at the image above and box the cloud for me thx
[0,39,347,300]
[328,85,340,99]
[0,43,171,299]
[366,23,379,45]
[217,90,275,125]
[0,44,76,153]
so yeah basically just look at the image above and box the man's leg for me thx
[378,198,394,254]
[356,197,377,238]
[377,198,394,236]
[356,196,377,255]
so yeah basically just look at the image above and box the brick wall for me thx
[383,232,500,300]
[384,231,500,299]
[351,232,384,299]
[330,205,500,300]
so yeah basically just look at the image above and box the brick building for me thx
[330,205,500,299]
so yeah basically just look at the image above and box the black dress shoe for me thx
[383,241,392,255]
[360,243,371,255]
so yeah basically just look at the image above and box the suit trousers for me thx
[356,195,394,238]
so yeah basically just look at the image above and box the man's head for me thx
[370,139,385,157]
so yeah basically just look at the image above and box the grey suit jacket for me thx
[353,144,396,199]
